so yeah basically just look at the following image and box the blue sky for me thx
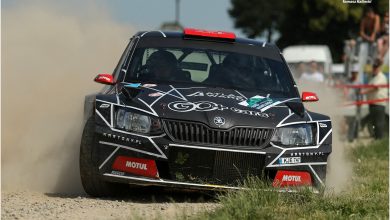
[105,0,243,35]
[3,0,246,37]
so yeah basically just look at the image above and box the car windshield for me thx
[123,38,298,98]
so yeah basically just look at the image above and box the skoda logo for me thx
[214,116,225,126]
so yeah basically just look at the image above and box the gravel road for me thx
[2,189,219,220]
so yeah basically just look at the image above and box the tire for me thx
[80,116,129,197]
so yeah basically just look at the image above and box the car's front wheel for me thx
[79,116,129,197]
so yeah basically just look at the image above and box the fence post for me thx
[355,88,362,139]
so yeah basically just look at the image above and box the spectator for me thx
[360,59,388,139]
[360,7,380,43]
[342,39,357,63]
[299,61,324,83]
[345,65,361,142]
[347,65,361,101]
[377,11,389,62]
[295,62,306,79]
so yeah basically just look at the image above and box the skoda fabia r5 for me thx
[79,29,332,197]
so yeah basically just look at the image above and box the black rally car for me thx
[80,29,332,197]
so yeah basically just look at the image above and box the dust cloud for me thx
[297,81,353,193]
[1,1,352,195]
[2,1,134,193]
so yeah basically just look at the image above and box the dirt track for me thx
[1,189,218,220]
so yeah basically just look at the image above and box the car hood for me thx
[117,83,308,129]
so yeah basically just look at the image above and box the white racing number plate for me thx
[278,157,301,164]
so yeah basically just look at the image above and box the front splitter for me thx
[103,173,319,193]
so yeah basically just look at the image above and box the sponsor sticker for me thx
[187,91,245,101]
[112,156,158,178]
[278,157,301,164]
[142,84,157,88]
[239,95,265,107]
[125,83,141,88]
[99,103,110,108]
[187,91,204,97]
[102,133,142,145]
[290,152,325,156]
[239,95,280,111]
[251,98,274,109]
[319,123,327,128]
[167,101,270,118]
[111,171,125,176]
[149,92,163,97]
[98,76,111,81]
[168,101,228,112]
[230,107,270,118]
[305,95,317,100]
[272,170,312,187]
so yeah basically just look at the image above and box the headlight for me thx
[115,108,162,134]
[271,124,315,146]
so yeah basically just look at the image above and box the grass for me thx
[193,139,389,220]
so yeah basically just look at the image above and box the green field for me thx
[195,139,389,220]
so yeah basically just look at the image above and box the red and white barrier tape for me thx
[343,98,389,106]
[336,84,389,89]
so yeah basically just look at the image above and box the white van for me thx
[283,45,333,79]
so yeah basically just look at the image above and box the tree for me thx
[228,0,289,42]
[229,0,389,61]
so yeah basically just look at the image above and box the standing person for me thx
[294,62,306,80]
[299,61,324,83]
[377,11,389,62]
[345,65,361,142]
[360,7,380,43]
[360,59,388,139]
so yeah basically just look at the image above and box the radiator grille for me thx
[163,119,273,148]
[213,151,265,184]
[168,147,266,185]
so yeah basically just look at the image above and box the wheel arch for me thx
[84,93,98,123]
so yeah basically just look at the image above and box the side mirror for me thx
[302,92,319,102]
[94,74,115,85]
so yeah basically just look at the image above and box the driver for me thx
[143,50,179,81]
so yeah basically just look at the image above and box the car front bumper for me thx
[94,121,331,190]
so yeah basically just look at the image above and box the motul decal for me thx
[302,92,319,101]
[99,76,111,81]
[305,96,317,100]
[112,156,158,178]
[272,170,312,187]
